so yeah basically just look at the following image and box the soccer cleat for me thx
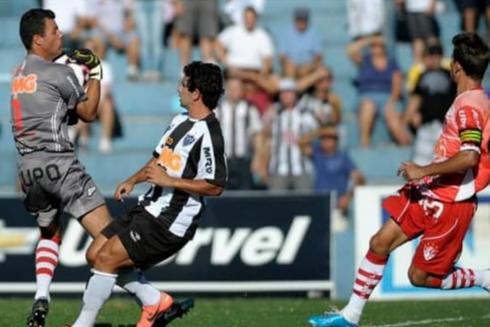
[153,298,194,326]
[136,292,174,327]
[308,313,358,327]
[27,298,49,327]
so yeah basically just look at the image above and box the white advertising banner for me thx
[354,185,490,299]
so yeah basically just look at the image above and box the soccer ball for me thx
[54,53,90,87]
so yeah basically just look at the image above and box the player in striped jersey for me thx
[68,61,226,327]
[309,32,490,327]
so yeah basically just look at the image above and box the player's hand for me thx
[397,161,426,181]
[144,161,174,187]
[67,48,103,80]
[114,180,135,202]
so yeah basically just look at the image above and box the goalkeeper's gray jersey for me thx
[10,54,86,155]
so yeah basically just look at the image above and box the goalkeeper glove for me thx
[67,48,103,81]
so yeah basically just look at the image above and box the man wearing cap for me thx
[262,78,318,190]
[403,41,456,165]
[278,7,323,78]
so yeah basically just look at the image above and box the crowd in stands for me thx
[38,0,490,220]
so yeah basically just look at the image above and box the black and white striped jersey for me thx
[267,104,318,176]
[139,112,227,239]
[215,99,262,159]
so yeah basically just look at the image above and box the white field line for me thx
[369,314,490,327]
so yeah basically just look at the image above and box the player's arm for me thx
[76,79,101,122]
[114,158,155,201]
[70,49,103,122]
[399,105,484,181]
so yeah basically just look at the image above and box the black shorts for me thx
[102,206,188,270]
[406,13,438,39]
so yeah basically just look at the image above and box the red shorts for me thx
[382,186,476,276]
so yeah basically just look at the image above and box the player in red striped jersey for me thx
[309,32,490,327]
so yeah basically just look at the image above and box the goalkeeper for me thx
[14,9,171,327]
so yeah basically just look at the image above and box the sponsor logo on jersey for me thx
[203,147,213,174]
[11,74,38,97]
[159,146,182,171]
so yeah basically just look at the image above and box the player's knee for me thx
[93,245,117,271]
[85,245,98,267]
[369,234,390,256]
[408,267,427,287]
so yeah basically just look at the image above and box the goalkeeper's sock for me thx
[436,267,484,289]
[116,268,161,306]
[73,270,117,327]
[34,235,61,301]
[341,250,388,324]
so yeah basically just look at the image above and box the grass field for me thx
[1,297,490,327]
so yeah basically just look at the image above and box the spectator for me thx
[84,0,140,80]
[453,0,490,37]
[222,0,266,26]
[134,0,165,81]
[215,77,263,189]
[262,79,318,190]
[346,0,385,65]
[42,0,88,49]
[348,36,411,148]
[278,7,323,78]
[403,42,456,165]
[298,66,342,125]
[401,0,440,63]
[174,0,218,67]
[216,6,274,75]
[299,123,365,217]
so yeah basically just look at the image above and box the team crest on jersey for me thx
[183,134,195,146]
[423,243,438,261]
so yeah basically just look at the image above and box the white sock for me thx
[34,237,60,301]
[441,267,484,289]
[341,250,388,324]
[117,269,161,306]
[73,270,117,327]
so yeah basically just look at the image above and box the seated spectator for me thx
[400,0,440,63]
[216,6,274,75]
[226,65,330,115]
[299,123,365,216]
[278,7,323,78]
[348,36,411,147]
[222,0,266,26]
[215,77,263,190]
[298,66,342,125]
[345,0,384,65]
[403,42,456,165]
[174,0,218,68]
[84,0,140,80]
[216,6,275,114]
[134,0,166,81]
[262,79,318,190]
[43,0,88,49]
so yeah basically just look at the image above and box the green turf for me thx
[1,297,489,326]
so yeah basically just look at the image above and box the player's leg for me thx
[309,219,409,327]
[406,198,490,291]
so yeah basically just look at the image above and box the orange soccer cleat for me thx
[136,292,174,327]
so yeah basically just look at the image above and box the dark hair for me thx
[183,61,224,109]
[20,8,55,50]
[244,6,257,16]
[452,32,490,80]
